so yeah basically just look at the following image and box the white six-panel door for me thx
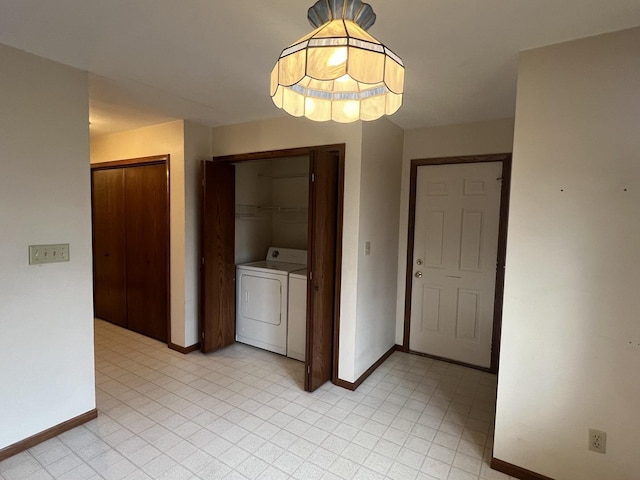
[409,162,502,368]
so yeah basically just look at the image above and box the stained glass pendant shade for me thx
[270,0,405,123]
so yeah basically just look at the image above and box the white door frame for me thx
[403,153,512,373]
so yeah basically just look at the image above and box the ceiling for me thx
[1,1,639,136]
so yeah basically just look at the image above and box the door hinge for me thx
[311,173,315,182]
[201,257,205,265]
[307,365,311,374]
[201,331,205,339]
[309,271,313,280]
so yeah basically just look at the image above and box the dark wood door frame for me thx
[91,154,171,346]
[207,145,345,389]
[402,153,512,373]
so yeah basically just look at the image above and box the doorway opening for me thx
[403,153,511,373]
[200,145,345,391]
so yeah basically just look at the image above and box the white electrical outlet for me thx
[589,428,607,454]
[29,244,70,265]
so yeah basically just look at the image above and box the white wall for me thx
[183,121,213,346]
[235,156,309,262]
[235,160,274,264]
[395,119,515,343]
[355,119,404,377]
[494,27,640,479]
[212,116,364,382]
[0,44,95,449]
[91,120,209,348]
[271,156,309,250]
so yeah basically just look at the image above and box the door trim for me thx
[91,154,169,169]
[209,145,344,388]
[90,154,171,347]
[402,153,512,373]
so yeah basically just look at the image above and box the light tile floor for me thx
[0,319,516,480]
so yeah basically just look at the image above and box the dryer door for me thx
[239,273,282,326]
[236,269,288,355]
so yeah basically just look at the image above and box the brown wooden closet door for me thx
[92,168,127,327]
[306,148,340,391]
[124,163,168,342]
[200,161,235,353]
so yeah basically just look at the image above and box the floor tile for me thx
[0,319,504,480]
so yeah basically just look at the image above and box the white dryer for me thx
[236,247,306,355]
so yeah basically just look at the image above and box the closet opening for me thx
[200,145,344,392]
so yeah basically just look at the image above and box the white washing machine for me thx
[236,247,306,355]
[287,268,307,362]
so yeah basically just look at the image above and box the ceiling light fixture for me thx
[270,0,405,123]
